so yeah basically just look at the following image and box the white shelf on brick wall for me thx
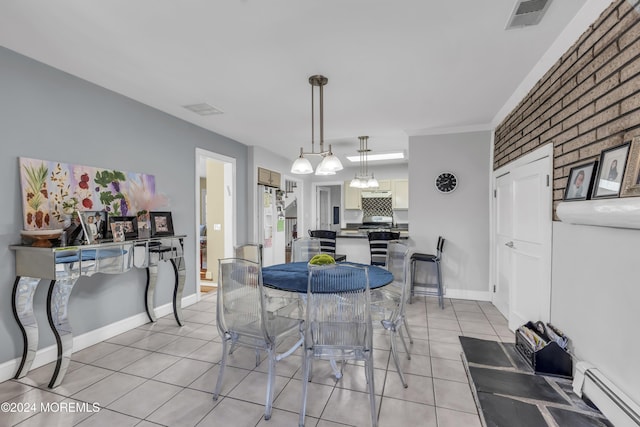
[556,197,640,229]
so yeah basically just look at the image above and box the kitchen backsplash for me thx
[362,197,393,218]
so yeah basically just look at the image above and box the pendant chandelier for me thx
[350,136,379,188]
[290,75,343,175]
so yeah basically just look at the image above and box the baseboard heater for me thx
[573,362,640,427]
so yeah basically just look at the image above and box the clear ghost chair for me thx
[370,241,413,388]
[213,258,304,421]
[299,264,377,427]
[234,243,263,265]
[291,237,321,262]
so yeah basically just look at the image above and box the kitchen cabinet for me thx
[392,179,409,209]
[257,167,281,188]
[376,180,392,191]
[344,182,362,209]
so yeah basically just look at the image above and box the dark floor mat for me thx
[469,366,568,404]
[459,336,512,367]
[477,392,547,427]
[548,406,614,427]
[504,344,532,371]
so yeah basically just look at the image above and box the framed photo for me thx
[110,222,126,242]
[107,216,138,240]
[68,210,107,245]
[620,136,640,197]
[563,161,598,201]
[150,211,174,236]
[592,142,631,199]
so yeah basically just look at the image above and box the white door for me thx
[493,148,552,332]
[509,157,552,331]
[493,172,512,318]
[317,188,330,230]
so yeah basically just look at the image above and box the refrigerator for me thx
[257,185,286,266]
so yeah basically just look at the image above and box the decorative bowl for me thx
[21,229,64,247]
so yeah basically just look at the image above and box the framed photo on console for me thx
[592,142,631,199]
[563,161,598,201]
[620,136,640,197]
[107,216,138,240]
[150,211,174,236]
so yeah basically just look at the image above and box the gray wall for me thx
[551,221,640,405]
[408,131,491,299]
[0,47,249,365]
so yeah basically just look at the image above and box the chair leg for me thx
[213,338,229,400]
[397,327,411,361]
[264,349,276,420]
[436,260,444,309]
[389,330,408,388]
[299,350,311,427]
[403,317,414,344]
[365,358,378,427]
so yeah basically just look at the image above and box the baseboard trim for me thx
[0,294,198,383]
[445,289,492,301]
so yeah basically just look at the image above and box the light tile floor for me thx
[0,294,514,427]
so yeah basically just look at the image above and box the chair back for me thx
[234,243,264,265]
[386,241,411,306]
[367,231,400,266]
[216,258,270,346]
[292,237,322,262]
[437,236,445,257]
[306,264,372,357]
[308,230,337,255]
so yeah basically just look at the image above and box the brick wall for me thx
[494,0,640,211]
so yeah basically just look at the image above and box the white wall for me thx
[409,131,491,299]
[551,221,640,406]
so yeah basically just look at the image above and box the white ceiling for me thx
[0,0,593,165]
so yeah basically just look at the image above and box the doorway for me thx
[492,144,552,331]
[196,148,236,296]
[312,182,342,232]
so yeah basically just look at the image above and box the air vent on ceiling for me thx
[182,103,224,116]
[505,0,552,29]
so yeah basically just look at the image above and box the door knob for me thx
[505,241,514,248]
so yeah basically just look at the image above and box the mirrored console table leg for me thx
[171,257,186,326]
[11,276,42,379]
[46,276,78,388]
[145,266,158,323]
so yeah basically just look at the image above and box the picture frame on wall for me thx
[563,161,598,201]
[592,142,631,199]
[620,136,640,197]
[107,216,138,240]
[150,211,174,237]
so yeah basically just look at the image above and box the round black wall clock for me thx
[435,172,458,193]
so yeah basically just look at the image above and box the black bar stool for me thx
[410,236,445,308]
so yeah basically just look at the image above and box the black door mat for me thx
[459,336,612,427]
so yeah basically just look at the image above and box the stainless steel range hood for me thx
[361,190,392,198]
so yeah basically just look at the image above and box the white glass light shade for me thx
[315,167,336,176]
[367,177,379,188]
[350,178,362,188]
[321,153,343,172]
[291,156,313,174]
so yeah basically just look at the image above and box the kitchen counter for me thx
[337,230,409,239]
[336,231,410,264]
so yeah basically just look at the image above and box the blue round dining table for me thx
[262,261,393,293]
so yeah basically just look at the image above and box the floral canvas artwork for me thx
[19,157,166,231]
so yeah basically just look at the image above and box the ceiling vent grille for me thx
[182,103,224,116]
[505,0,552,29]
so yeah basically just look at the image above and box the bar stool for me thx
[410,236,445,308]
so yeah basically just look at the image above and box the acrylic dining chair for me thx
[214,258,304,421]
[370,240,413,388]
[308,230,337,255]
[234,243,263,265]
[291,237,322,262]
[299,264,377,427]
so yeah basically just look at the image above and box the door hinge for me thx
[546,174,550,187]
[493,285,496,293]
[493,189,497,198]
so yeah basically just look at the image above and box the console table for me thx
[10,235,186,388]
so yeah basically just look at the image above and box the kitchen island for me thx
[336,230,410,264]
